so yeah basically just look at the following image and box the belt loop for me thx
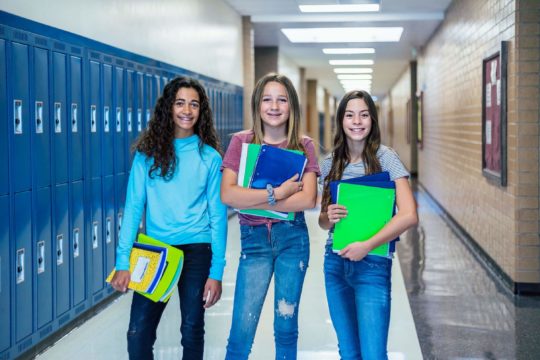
[266,220,272,242]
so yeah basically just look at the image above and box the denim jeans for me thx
[126,243,212,360]
[226,213,310,360]
[324,245,392,360]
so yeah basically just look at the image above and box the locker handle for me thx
[71,103,78,133]
[14,100,23,134]
[54,102,62,133]
[90,105,97,133]
[92,221,99,249]
[16,248,25,284]
[127,108,132,132]
[104,106,110,133]
[116,107,122,132]
[37,240,45,274]
[73,228,80,258]
[57,235,64,265]
[35,101,44,134]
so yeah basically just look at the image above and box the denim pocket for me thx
[363,254,392,269]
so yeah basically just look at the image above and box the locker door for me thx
[54,184,69,316]
[91,178,104,295]
[0,195,10,352]
[102,64,113,176]
[11,42,31,193]
[114,173,126,249]
[114,67,125,175]
[135,72,143,135]
[102,176,115,278]
[71,181,85,306]
[0,40,8,195]
[89,61,101,179]
[126,70,134,171]
[32,47,51,188]
[69,56,83,182]
[144,74,152,128]
[52,52,68,184]
[14,191,32,341]
[35,187,52,328]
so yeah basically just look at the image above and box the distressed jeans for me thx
[126,243,212,360]
[226,213,310,360]
[324,245,392,360]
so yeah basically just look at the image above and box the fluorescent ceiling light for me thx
[337,74,373,80]
[329,59,374,66]
[282,27,403,43]
[299,4,380,13]
[323,48,375,54]
[334,68,373,74]
[340,79,372,84]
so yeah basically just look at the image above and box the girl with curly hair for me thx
[318,90,418,360]
[221,73,320,359]
[110,76,227,360]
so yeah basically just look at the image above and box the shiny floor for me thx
[35,186,540,360]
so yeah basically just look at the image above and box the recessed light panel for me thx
[282,27,403,43]
[299,4,380,13]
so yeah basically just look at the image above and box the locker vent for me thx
[53,42,66,51]
[75,304,86,314]
[40,325,52,338]
[17,338,32,352]
[71,47,81,54]
[58,313,70,326]
[0,351,10,360]
[90,51,100,60]
[13,31,28,41]
[94,292,104,302]
[127,61,134,68]
[0,26,4,35]
[116,59,124,66]
[104,56,112,63]
[35,37,47,47]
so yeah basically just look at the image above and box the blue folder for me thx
[249,145,307,189]
[329,171,400,252]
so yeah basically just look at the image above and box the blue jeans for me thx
[226,213,310,360]
[324,245,392,360]
[126,243,212,360]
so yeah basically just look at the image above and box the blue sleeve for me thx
[115,153,147,271]
[206,153,228,281]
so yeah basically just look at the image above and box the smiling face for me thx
[342,97,372,146]
[172,87,200,138]
[259,81,290,131]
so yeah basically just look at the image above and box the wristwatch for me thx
[266,184,276,206]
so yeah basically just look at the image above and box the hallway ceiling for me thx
[223,0,453,99]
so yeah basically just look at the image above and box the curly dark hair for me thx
[133,76,221,180]
[320,90,382,211]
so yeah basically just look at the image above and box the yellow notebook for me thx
[106,245,166,293]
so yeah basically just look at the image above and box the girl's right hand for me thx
[110,270,131,293]
[327,204,348,224]
[274,173,303,200]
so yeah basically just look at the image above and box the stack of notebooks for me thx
[237,143,307,220]
[330,171,398,257]
[106,233,184,302]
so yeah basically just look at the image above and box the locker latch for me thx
[57,235,64,265]
[16,248,25,284]
[146,109,151,128]
[37,241,45,274]
[116,107,122,132]
[104,106,110,133]
[127,108,132,132]
[117,212,123,233]
[54,102,62,133]
[106,217,112,244]
[14,100,23,134]
[90,105,97,133]
[92,221,99,249]
[35,101,44,134]
[73,228,80,258]
[137,109,142,132]
[71,103,78,133]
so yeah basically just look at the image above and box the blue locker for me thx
[71,181,86,306]
[102,176,115,277]
[0,195,10,352]
[35,187,53,328]
[52,52,68,184]
[152,74,160,105]
[32,47,51,188]
[14,191,32,341]
[89,61,102,179]
[91,178,104,294]
[0,40,8,195]
[54,183,70,316]
[114,173,126,250]
[11,42,31,193]
[102,64,113,176]
[114,67,125,175]
[135,72,143,135]
[126,70,135,172]
[69,56,83,182]
[144,74,152,128]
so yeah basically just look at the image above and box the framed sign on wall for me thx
[482,41,508,186]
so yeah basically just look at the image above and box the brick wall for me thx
[384,0,540,286]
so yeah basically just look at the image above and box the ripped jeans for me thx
[226,213,310,360]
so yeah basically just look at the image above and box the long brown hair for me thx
[250,73,305,152]
[133,76,221,180]
[321,90,382,211]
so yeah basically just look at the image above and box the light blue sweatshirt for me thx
[115,134,227,280]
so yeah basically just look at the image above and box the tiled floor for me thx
[35,185,540,360]
[36,207,421,359]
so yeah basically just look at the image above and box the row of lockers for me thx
[0,12,243,360]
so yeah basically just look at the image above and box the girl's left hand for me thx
[339,242,371,262]
[202,278,222,309]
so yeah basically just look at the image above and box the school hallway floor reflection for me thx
[35,207,421,360]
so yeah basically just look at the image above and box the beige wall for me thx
[383,0,540,286]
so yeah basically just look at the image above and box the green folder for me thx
[137,233,184,302]
[333,182,395,256]
[237,143,300,221]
